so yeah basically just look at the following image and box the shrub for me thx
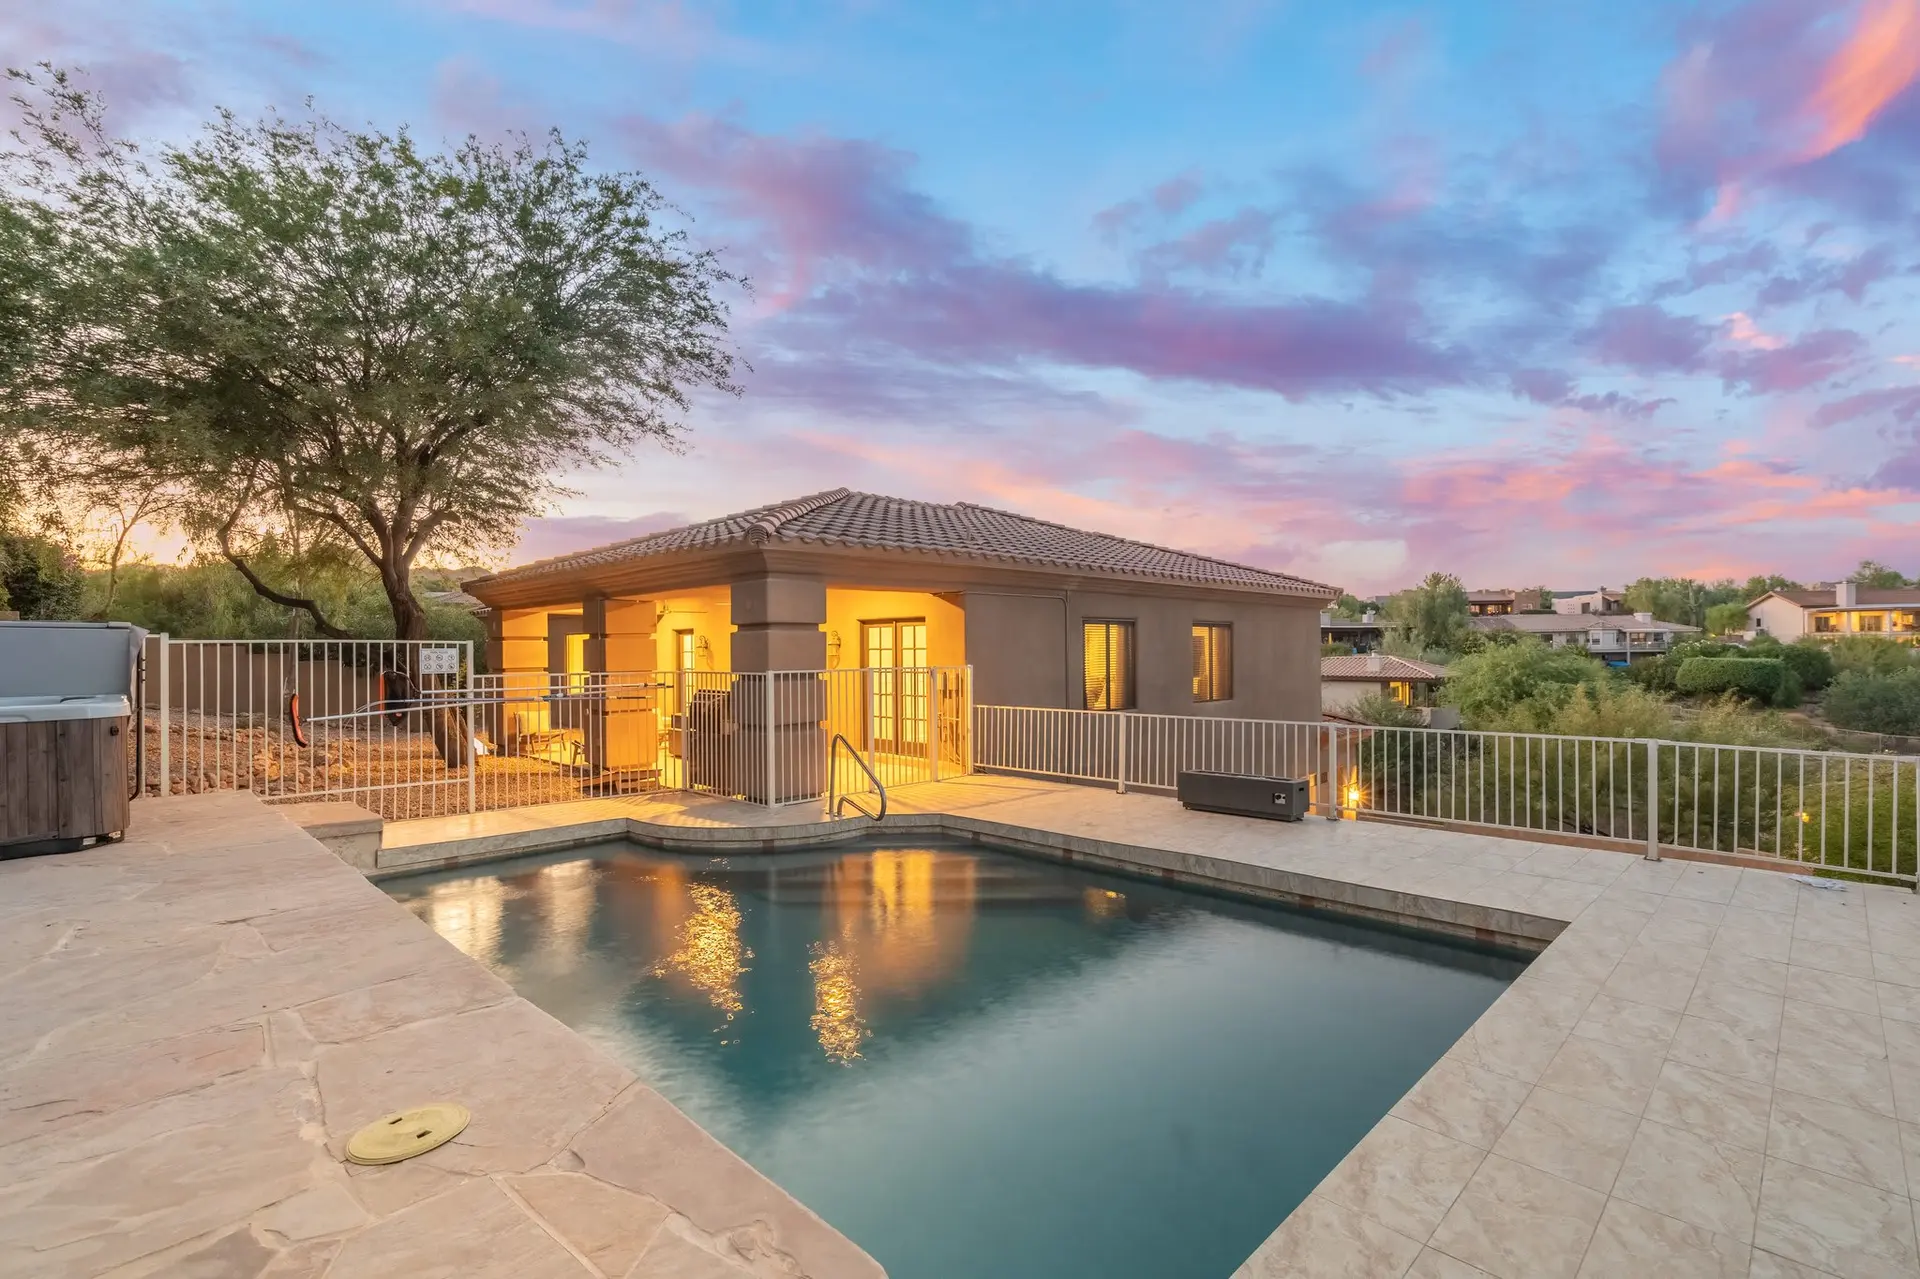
[1674,656,1785,703]
[1750,637,1835,692]
[1683,698,1826,748]
[1538,680,1675,739]
[0,533,84,620]
[1348,692,1424,728]
[1440,639,1610,729]
[1628,655,1677,693]
[1824,669,1920,736]
[1830,636,1918,678]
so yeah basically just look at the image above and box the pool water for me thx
[385,842,1525,1279]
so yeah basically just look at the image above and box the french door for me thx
[862,620,928,755]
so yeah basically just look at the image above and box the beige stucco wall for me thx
[1749,595,1807,639]
[824,589,965,669]
[961,592,1071,707]
[958,588,1322,720]
[1321,679,1381,714]
[652,589,732,671]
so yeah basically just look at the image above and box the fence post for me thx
[963,665,975,776]
[929,669,941,784]
[1322,725,1338,820]
[1643,740,1660,860]
[465,640,478,815]
[764,672,778,810]
[156,635,170,799]
[1117,712,1129,794]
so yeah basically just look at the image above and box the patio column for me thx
[580,596,657,775]
[730,575,827,804]
[729,575,827,670]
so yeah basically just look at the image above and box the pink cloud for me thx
[513,510,695,562]
[1587,305,1865,392]
[1655,0,1920,218]
[624,110,1471,398]
[1719,327,1867,392]
[1816,384,1920,425]
[1588,304,1714,374]
[1092,171,1205,242]
[620,111,968,307]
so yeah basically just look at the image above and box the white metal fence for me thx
[139,639,1917,884]
[140,637,971,821]
[974,706,1920,887]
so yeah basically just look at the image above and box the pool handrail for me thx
[829,733,887,822]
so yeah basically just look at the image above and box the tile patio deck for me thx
[384,774,1920,1277]
[0,792,882,1279]
[13,775,1920,1277]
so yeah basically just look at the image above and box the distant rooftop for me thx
[1321,654,1448,681]
[470,489,1335,598]
[1762,587,1920,608]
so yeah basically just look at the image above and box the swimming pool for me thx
[385,841,1526,1279]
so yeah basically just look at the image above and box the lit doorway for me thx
[862,619,928,754]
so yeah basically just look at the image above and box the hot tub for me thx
[0,694,133,856]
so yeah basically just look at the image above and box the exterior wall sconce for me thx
[827,629,843,668]
[696,636,713,670]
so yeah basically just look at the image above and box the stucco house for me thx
[1747,583,1920,641]
[1552,588,1626,616]
[1469,611,1699,665]
[1320,610,1384,653]
[460,491,1334,796]
[1320,653,1448,714]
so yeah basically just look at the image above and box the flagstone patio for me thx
[0,792,882,1279]
[11,776,1920,1277]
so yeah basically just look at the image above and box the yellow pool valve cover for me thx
[345,1102,471,1165]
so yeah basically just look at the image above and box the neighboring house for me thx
[1553,588,1626,616]
[1320,653,1448,714]
[1468,588,1550,616]
[1747,583,1920,641]
[462,489,1336,723]
[1470,611,1700,664]
[1321,610,1384,652]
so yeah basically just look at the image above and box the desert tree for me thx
[1,66,739,651]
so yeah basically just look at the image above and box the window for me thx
[674,629,696,672]
[1858,613,1886,633]
[1580,601,1592,614]
[1897,612,1918,632]
[1813,614,1840,633]
[1083,621,1135,711]
[1388,680,1411,705]
[1192,624,1232,702]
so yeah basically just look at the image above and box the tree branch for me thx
[214,505,351,639]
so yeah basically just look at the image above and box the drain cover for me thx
[345,1102,471,1165]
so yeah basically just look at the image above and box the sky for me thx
[10,0,1920,594]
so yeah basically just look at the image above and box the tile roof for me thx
[472,489,1334,597]
[1764,587,1920,608]
[1321,655,1449,681]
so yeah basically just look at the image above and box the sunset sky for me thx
[13,0,1920,593]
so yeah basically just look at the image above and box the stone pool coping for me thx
[381,775,1920,1278]
[0,791,883,1279]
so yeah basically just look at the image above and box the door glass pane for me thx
[898,623,929,745]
